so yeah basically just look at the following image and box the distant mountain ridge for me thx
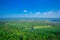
[0,18,60,21]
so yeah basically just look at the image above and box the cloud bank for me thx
[0,10,60,18]
[23,10,60,18]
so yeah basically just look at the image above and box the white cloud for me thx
[38,11,60,18]
[1,10,60,18]
[29,12,32,14]
[27,10,60,18]
[24,10,28,12]
[35,12,41,15]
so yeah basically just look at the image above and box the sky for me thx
[0,0,60,18]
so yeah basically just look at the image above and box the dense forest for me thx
[0,20,60,40]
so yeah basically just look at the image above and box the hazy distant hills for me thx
[0,18,60,21]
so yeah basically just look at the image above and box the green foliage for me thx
[0,20,60,40]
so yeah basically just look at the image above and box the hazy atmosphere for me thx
[0,0,60,18]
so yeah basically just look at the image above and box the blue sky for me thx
[0,0,60,18]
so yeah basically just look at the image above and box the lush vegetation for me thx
[0,20,60,40]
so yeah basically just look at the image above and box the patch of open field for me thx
[34,25,52,29]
